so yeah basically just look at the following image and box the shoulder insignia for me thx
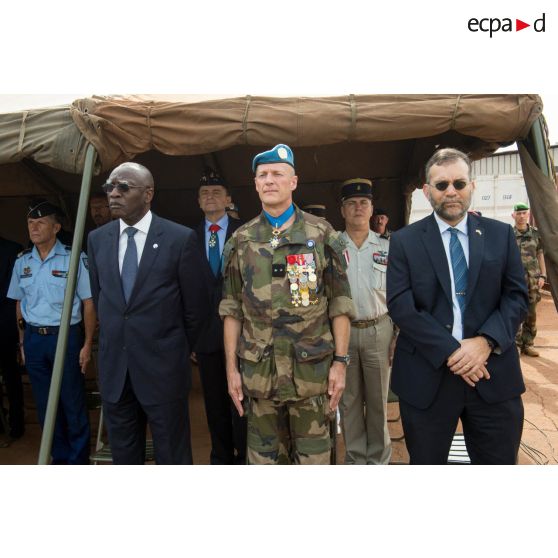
[64,245,72,251]
[81,254,89,269]
[327,231,349,270]
[17,248,32,258]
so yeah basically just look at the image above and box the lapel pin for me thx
[475,229,482,236]
[153,243,159,249]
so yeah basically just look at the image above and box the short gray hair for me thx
[425,148,473,184]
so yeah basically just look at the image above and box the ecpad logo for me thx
[468,13,546,37]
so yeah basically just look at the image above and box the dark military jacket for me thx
[219,206,355,402]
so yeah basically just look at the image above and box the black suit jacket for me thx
[387,213,528,409]
[87,213,206,405]
[194,217,242,354]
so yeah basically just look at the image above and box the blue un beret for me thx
[252,144,295,173]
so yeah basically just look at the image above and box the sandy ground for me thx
[1,293,556,465]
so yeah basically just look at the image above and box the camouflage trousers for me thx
[245,395,332,465]
[516,290,541,349]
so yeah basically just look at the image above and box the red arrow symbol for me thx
[516,19,530,31]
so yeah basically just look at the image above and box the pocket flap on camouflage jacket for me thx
[236,337,272,363]
[294,339,334,363]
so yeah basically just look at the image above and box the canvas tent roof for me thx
[0,93,557,305]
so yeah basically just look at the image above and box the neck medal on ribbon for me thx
[287,252,318,307]
[264,205,295,249]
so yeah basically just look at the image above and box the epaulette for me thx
[65,245,72,251]
[17,248,32,258]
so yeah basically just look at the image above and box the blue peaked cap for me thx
[252,144,295,172]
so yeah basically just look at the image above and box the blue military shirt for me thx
[7,239,92,326]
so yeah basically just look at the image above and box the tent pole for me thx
[38,143,97,465]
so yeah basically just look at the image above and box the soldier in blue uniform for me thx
[7,201,94,464]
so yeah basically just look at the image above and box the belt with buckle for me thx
[29,323,81,335]
[351,314,389,329]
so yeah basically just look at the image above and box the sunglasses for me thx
[431,180,469,191]
[102,181,148,194]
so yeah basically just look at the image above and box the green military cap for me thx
[341,178,373,201]
[252,144,295,172]
[514,203,529,211]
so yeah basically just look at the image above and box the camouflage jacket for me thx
[513,224,543,285]
[219,206,355,402]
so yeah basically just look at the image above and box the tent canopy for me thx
[1,94,556,307]
[0,94,546,236]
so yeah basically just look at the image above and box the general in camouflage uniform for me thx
[219,144,355,464]
[512,203,547,357]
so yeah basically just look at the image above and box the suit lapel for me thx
[466,215,484,308]
[126,214,163,307]
[197,220,215,281]
[107,220,127,308]
[421,214,453,305]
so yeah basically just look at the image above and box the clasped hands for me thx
[447,336,492,388]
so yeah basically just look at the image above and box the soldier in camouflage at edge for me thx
[219,144,355,464]
[512,202,547,357]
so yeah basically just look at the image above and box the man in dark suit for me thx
[195,169,247,464]
[387,148,528,465]
[87,162,205,464]
[0,236,25,439]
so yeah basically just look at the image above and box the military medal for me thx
[270,228,281,249]
[262,204,296,250]
[286,250,319,307]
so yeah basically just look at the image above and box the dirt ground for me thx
[1,293,556,465]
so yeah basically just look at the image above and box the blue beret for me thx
[341,178,373,201]
[252,144,295,172]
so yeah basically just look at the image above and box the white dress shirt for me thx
[434,212,469,341]
[118,210,152,273]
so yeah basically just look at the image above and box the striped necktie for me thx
[449,227,468,316]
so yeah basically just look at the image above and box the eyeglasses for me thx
[102,181,148,194]
[431,180,469,191]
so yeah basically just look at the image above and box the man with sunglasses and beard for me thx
[387,148,528,464]
[87,162,205,464]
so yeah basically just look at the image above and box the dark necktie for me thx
[208,223,221,277]
[121,227,138,303]
[449,227,468,316]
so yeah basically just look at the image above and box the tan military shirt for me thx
[342,230,389,320]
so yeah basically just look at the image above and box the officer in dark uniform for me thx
[7,201,94,464]
[195,169,246,464]
[0,236,25,439]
